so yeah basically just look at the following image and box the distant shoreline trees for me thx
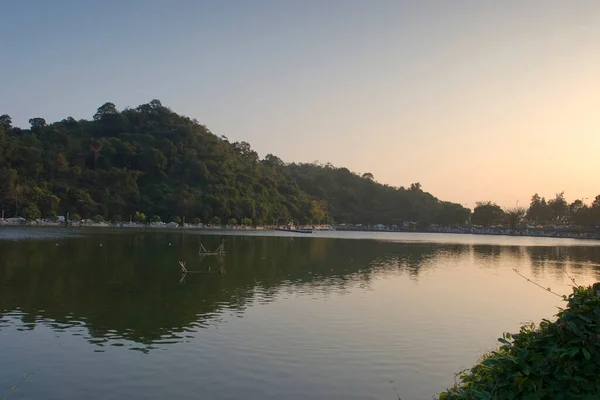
[471,193,600,230]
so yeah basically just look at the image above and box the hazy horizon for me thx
[2,1,599,208]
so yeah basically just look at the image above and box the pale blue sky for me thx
[2,1,600,207]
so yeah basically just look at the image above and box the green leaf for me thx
[567,347,579,357]
[582,348,591,360]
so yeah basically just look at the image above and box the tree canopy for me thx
[0,100,470,225]
[472,201,505,227]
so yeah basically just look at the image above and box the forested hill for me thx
[0,100,470,226]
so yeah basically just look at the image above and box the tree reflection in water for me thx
[1,231,599,352]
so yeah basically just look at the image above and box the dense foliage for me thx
[0,101,470,225]
[471,192,600,229]
[525,192,600,227]
[439,283,600,399]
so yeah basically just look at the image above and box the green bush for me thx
[134,211,146,223]
[242,217,252,226]
[439,283,600,399]
[22,204,41,221]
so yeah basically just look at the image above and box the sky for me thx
[2,0,600,209]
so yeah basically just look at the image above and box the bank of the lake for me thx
[440,283,600,399]
[1,229,600,399]
[3,221,600,243]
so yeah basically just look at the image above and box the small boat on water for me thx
[275,228,313,234]
[274,224,313,234]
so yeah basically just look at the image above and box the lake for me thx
[1,227,600,399]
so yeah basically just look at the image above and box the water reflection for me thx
[1,232,599,352]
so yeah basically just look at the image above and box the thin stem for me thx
[389,381,402,400]
[564,270,578,286]
[3,373,33,400]
[512,268,564,298]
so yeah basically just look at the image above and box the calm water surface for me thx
[1,227,600,399]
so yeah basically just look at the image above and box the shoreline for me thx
[2,222,599,241]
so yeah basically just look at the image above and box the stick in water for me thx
[178,261,187,273]
[3,373,33,400]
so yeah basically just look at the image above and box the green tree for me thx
[34,187,60,218]
[590,195,600,225]
[472,201,505,227]
[7,183,29,215]
[227,218,238,226]
[22,204,41,221]
[569,199,589,226]
[151,215,161,223]
[504,207,526,230]
[548,191,568,223]
[93,102,118,121]
[361,172,374,180]
[436,202,471,226]
[263,154,284,167]
[242,217,252,226]
[310,200,327,224]
[28,117,46,130]
[526,194,553,224]
[71,213,82,222]
[0,114,11,130]
[134,212,147,224]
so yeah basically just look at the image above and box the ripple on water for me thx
[1,232,600,400]
[0,226,83,240]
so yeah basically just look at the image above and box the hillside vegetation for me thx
[0,100,469,225]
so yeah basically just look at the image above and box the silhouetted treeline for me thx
[472,192,600,229]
